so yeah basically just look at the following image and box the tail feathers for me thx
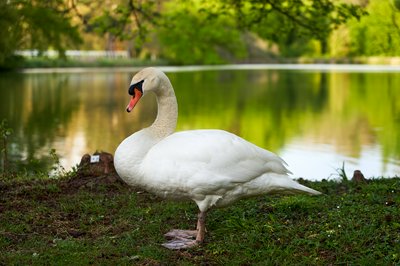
[293,182,322,195]
[270,175,322,195]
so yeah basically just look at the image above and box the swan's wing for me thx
[141,129,291,193]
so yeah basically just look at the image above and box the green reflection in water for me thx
[170,70,328,153]
[0,68,399,178]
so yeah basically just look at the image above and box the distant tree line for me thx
[2,0,399,67]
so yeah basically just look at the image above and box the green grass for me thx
[0,175,399,265]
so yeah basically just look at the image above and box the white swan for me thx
[114,67,321,249]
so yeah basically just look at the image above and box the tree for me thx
[0,1,20,67]
[201,0,366,56]
[70,0,160,57]
[0,0,82,68]
[156,1,246,64]
[69,0,366,62]
[347,0,400,56]
[0,0,367,67]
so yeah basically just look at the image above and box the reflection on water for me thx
[0,66,399,180]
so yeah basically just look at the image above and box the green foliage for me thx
[0,119,13,144]
[20,2,82,55]
[0,0,82,69]
[218,0,366,56]
[157,1,247,64]
[336,162,349,182]
[1,119,13,175]
[154,0,366,61]
[0,0,370,68]
[72,0,160,56]
[332,0,400,57]
[49,149,67,177]
[395,0,400,10]
[0,1,20,67]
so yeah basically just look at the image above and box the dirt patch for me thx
[62,173,126,192]
[60,151,128,193]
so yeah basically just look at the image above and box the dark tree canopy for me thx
[0,0,367,67]
[0,0,81,67]
[194,0,366,55]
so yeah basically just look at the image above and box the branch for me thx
[69,0,89,27]
[129,0,144,38]
[389,1,400,38]
[264,0,321,37]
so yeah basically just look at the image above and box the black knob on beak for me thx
[129,80,144,96]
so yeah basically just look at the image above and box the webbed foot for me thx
[162,229,199,250]
[162,238,198,249]
[162,211,206,250]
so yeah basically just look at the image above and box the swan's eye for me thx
[128,80,144,96]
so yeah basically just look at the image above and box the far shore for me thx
[2,56,400,72]
[19,62,400,74]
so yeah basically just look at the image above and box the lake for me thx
[0,65,399,180]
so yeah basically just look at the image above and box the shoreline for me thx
[2,56,400,72]
[17,62,400,74]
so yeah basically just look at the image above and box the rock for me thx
[77,151,116,176]
[64,151,125,191]
[352,170,366,183]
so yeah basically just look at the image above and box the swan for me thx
[114,67,321,249]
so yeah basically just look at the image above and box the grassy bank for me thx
[0,174,399,265]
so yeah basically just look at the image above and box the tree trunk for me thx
[320,38,328,55]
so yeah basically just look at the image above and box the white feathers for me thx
[114,68,321,214]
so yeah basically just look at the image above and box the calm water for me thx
[0,65,399,180]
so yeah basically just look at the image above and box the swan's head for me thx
[126,67,165,112]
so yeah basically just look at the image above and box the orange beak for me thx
[126,89,143,112]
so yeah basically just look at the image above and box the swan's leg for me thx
[162,211,207,249]
[196,211,206,242]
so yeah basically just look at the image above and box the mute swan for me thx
[114,67,321,249]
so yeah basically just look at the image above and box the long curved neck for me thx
[147,79,178,139]
[114,70,178,186]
